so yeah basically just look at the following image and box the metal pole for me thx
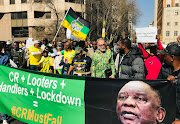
[53,7,71,41]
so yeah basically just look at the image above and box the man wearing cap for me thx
[29,40,42,71]
[158,42,180,80]
[67,47,92,76]
[158,42,180,120]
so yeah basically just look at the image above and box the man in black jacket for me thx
[115,38,145,79]
[159,42,180,120]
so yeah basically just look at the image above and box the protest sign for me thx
[0,65,85,124]
[135,27,157,43]
[26,38,34,48]
[0,65,177,124]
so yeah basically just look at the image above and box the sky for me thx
[135,0,155,28]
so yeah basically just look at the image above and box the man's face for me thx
[34,43,39,48]
[92,41,97,50]
[43,52,48,57]
[163,54,173,66]
[97,40,106,52]
[57,48,61,52]
[13,43,19,50]
[64,42,71,51]
[73,41,77,46]
[116,81,162,124]
[118,41,125,55]
[85,41,89,48]
[145,43,152,49]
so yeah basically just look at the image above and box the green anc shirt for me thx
[91,49,116,78]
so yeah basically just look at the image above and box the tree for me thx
[86,0,140,44]
[28,0,66,41]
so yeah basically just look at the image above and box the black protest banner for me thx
[85,77,176,124]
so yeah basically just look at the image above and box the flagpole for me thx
[53,7,71,41]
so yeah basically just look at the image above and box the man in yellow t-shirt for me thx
[60,41,75,74]
[29,40,42,71]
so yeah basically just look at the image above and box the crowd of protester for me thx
[0,35,180,124]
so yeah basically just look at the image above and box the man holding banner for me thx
[158,42,180,120]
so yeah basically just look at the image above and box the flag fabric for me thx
[66,29,79,41]
[62,7,90,41]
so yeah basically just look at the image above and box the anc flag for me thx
[62,7,90,41]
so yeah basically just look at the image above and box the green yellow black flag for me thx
[62,7,90,41]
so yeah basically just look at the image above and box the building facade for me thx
[154,0,180,44]
[0,0,85,41]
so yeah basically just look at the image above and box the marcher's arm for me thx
[39,57,45,64]
[67,66,74,75]
[157,39,164,61]
[31,52,41,55]
[167,75,177,82]
[91,55,96,77]
[110,54,116,77]
[157,40,164,50]
[50,66,54,73]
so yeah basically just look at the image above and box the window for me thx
[65,0,84,4]
[46,12,51,19]
[34,11,45,18]
[175,22,178,26]
[10,0,15,4]
[175,3,179,7]
[34,0,42,2]
[167,4,170,7]
[45,0,51,2]
[174,31,178,36]
[167,22,170,26]
[21,0,27,3]
[11,12,27,19]
[166,31,170,36]
[175,11,179,15]
[12,27,29,38]
[0,13,4,19]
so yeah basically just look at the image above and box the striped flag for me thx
[62,7,90,41]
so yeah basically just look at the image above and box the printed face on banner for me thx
[116,81,166,124]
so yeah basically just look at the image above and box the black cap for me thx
[158,42,180,56]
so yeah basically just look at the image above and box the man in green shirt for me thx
[91,38,116,78]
